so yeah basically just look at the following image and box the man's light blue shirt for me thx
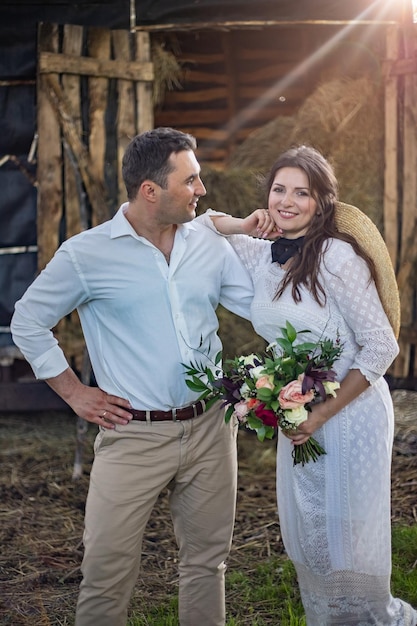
[11,204,254,410]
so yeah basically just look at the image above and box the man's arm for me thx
[11,245,132,429]
[46,367,133,429]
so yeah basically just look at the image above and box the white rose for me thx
[323,381,340,398]
[283,405,309,427]
[249,365,267,380]
[239,382,251,399]
[240,354,259,367]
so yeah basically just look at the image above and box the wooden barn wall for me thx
[153,25,387,167]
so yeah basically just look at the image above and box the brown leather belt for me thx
[130,400,205,422]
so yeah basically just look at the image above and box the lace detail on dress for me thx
[354,327,399,382]
[296,565,417,626]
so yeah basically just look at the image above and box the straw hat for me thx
[335,202,400,338]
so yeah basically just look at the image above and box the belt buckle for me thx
[171,408,177,421]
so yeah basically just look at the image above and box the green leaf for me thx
[185,379,208,392]
[256,426,267,442]
[246,414,264,430]
[285,320,297,343]
[275,337,293,354]
[205,396,221,411]
[224,405,235,423]
[256,388,273,402]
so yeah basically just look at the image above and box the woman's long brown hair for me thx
[266,145,377,305]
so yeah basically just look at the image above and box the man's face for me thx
[157,150,206,224]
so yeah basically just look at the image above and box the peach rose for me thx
[278,375,315,409]
[255,374,274,390]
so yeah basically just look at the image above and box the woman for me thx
[197,145,416,625]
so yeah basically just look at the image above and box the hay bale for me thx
[229,115,296,173]
[291,76,385,229]
[229,76,385,230]
[198,166,264,218]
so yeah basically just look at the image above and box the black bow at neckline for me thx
[271,236,305,265]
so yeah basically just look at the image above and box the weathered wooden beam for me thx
[43,73,109,224]
[383,24,399,267]
[88,27,112,225]
[136,31,154,133]
[135,19,398,33]
[37,23,62,270]
[39,51,154,82]
[62,24,83,239]
[383,56,417,77]
[112,29,136,207]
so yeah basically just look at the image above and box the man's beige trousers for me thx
[75,404,238,626]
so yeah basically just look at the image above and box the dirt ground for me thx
[1,389,417,625]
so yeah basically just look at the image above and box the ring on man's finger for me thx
[102,411,107,418]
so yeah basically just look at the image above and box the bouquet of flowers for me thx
[183,321,343,466]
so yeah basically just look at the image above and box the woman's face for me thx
[268,166,319,239]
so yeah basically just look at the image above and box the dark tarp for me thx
[0,2,130,347]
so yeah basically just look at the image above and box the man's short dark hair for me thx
[122,127,197,200]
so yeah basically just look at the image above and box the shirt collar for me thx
[110,202,197,240]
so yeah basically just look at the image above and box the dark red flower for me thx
[254,403,278,427]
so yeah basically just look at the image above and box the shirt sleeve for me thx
[324,244,399,383]
[217,237,254,321]
[11,244,88,379]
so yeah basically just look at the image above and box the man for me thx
[11,127,254,626]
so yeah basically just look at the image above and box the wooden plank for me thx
[178,125,279,145]
[400,58,417,377]
[62,24,83,238]
[136,31,154,133]
[88,27,111,225]
[383,25,399,267]
[37,23,62,270]
[384,56,417,77]
[196,147,228,161]
[161,84,305,107]
[179,52,226,64]
[182,69,228,85]
[222,32,238,155]
[136,19,398,33]
[239,85,306,100]
[161,86,228,103]
[156,105,285,126]
[112,30,136,207]
[39,51,154,82]
[0,381,72,412]
[43,73,108,224]
[181,64,306,86]
[179,48,309,65]
[237,64,308,83]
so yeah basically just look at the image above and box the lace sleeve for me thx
[195,209,270,274]
[325,242,399,383]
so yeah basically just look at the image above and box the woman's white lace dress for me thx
[197,213,417,626]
